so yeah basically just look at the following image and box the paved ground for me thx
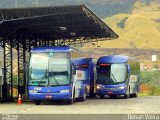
[0,96,160,114]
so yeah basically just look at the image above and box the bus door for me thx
[129,75,138,94]
[74,69,89,98]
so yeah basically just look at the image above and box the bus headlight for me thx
[29,90,38,93]
[96,84,104,89]
[118,86,126,90]
[59,89,70,93]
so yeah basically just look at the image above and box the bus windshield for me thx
[29,52,70,86]
[97,63,127,85]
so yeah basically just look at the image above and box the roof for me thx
[31,46,84,53]
[0,4,118,45]
[97,55,129,64]
[72,58,91,65]
[31,46,71,52]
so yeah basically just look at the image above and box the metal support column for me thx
[23,41,26,94]
[9,37,13,99]
[2,39,7,99]
[2,38,13,99]
[17,35,26,95]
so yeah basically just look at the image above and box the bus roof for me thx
[30,46,84,53]
[72,58,91,65]
[31,46,72,53]
[97,55,131,64]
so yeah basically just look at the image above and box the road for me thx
[0,96,160,114]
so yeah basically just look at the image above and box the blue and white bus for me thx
[96,55,140,99]
[27,46,95,105]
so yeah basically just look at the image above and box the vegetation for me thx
[117,17,128,29]
[101,0,160,49]
[141,71,160,88]
[140,71,160,96]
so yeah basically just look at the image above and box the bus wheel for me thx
[124,94,129,99]
[79,91,87,102]
[132,88,138,98]
[35,100,41,105]
[132,93,137,98]
[89,93,96,98]
[110,95,117,99]
[67,99,73,105]
[124,87,130,99]
[100,95,105,99]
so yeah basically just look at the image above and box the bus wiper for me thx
[38,68,48,86]
[51,71,68,76]
[48,67,60,85]
[49,71,69,85]
[111,74,118,83]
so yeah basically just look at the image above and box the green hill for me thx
[100,0,160,49]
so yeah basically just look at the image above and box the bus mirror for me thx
[127,64,131,73]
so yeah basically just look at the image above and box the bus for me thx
[96,55,140,99]
[27,46,95,105]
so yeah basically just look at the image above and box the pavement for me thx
[0,96,160,114]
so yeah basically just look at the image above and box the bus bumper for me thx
[96,89,127,96]
[29,92,72,101]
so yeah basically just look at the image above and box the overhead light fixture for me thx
[70,32,76,36]
[79,37,85,40]
[59,27,67,31]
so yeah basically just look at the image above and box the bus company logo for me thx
[77,73,82,77]
[48,90,51,93]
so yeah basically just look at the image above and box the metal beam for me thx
[17,34,26,95]
[2,38,13,99]
[9,37,13,99]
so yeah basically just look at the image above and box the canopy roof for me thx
[0,5,118,41]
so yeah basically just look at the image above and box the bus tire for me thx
[110,95,117,99]
[89,93,96,98]
[100,95,105,99]
[79,91,87,102]
[132,93,137,98]
[124,94,129,99]
[132,87,138,98]
[124,86,130,99]
[67,99,73,105]
[35,100,41,105]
